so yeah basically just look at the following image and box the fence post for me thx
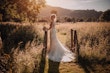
[71,29,79,62]
[43,31,48,52]
[0,32,3,55]
[71,29,74,50]
[74,30,79,62]
[74,30,78,53]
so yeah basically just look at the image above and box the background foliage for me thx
[0,0,45,22]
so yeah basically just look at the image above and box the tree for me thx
[72,17,75,23]
[0,0,45,22]
[99,9,110,22]
[85,18,92,22]
[64,17,72,22]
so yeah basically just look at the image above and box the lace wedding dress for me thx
[48,21,75,62]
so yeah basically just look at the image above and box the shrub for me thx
[12,42,42,73]
[99,9,110,22]
[0,22,44,73]
[0,23,43,54]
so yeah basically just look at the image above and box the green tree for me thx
[0,0,45,22]
[64,17,72,22]
[99,9,110,22]
[72,17,75,23]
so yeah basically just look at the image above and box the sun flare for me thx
[46,0,110,11]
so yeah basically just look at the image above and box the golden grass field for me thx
[0,22,110,73]
[39,22,110,73]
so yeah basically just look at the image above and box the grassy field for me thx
[0,22,110,73]
[56,22,110,61]
[42,22,110,73]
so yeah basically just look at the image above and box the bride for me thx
[43,14,75,62]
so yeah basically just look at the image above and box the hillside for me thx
[39,5,103,21]
[38,5,73,18]
[70,10,102,20]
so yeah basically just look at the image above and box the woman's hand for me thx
[43,26,48,31]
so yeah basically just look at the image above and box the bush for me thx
[12,43,42,73]
[0,23,43,54]
[99,9,110,22]
[0,41,43,73]
[0,22,44,73]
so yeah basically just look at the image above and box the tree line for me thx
[61,9,110,22]
[36,9,110,23]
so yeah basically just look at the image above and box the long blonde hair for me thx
[50,14,57,22]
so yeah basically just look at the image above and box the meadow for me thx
[0,22,110,73]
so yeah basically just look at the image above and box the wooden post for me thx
[74,30,79,62]
[38,30,48,73]
[74,30,78,54]
[71,29,73,50]
[71,29,76,52]
[71,29,79,62]
[43,31,48,52]
[0,32,3,55]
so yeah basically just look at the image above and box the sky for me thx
[46,0,110,11]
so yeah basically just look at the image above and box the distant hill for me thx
[70,10,102,20]
[38,5,103,21]
[38,5,73,17]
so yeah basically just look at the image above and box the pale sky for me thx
[46,0,110,11]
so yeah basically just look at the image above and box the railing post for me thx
[71,29,73,50]
[71,29,79,62]
[0,32,3,55]
[74,30,79,62]
[74,30,78,54]
[43,31,48,52]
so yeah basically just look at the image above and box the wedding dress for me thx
[48,21,75,62]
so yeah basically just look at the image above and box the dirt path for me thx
[37,48,110,73]
[38,49,84,73]
[38,59,85,73]
[44,59,85,73]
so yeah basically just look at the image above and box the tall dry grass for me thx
[56,22,110,62]
[0,22,110,73]
[38,22,110,62]
[0,22,44,73]
[36,22,110,62]
[12,41,43,73]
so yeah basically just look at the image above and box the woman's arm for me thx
[47,22,53,30]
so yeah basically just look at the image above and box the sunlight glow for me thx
[46,0,110,11]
